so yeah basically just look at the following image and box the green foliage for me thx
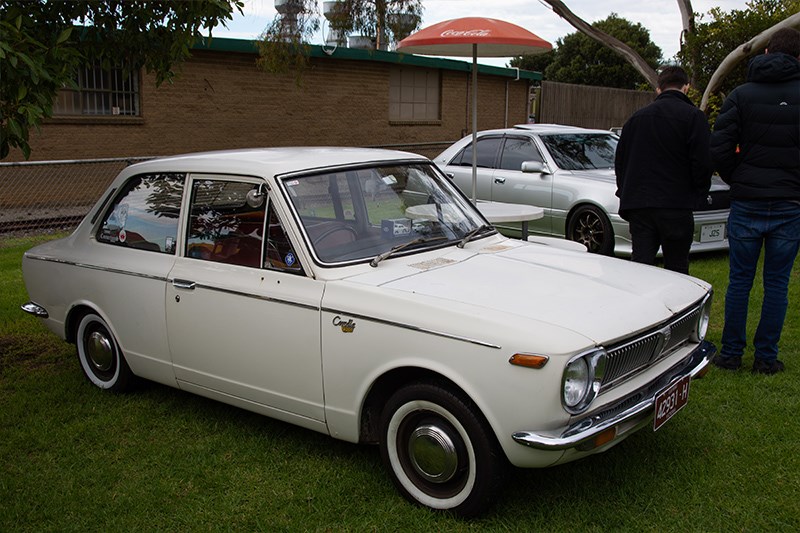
[327,0,423,47]
[0,0,243,160]
[679,0,800,96]
[258,0,423,76]
[509,49,555,74]
[514,14,662,89]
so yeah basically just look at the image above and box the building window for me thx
[54,63,140,116]
[389,67,440,122]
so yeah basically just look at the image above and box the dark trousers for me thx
[626,209,694,274]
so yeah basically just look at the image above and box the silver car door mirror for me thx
[521,161,546,174]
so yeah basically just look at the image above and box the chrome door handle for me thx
[172,279,196,290]
[494,177,506,184]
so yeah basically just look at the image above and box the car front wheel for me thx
[379,382,505,518]
[567,205,614,255]
[75,312,134,392]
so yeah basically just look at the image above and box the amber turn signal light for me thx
[509,353,549,369]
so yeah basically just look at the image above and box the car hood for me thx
[338,241,709,346]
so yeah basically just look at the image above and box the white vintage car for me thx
[21,147,716,517]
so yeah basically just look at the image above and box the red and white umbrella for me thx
[398,18,552,201]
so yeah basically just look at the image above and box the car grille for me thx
[600,304,701,391]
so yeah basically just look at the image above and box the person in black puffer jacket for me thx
[615,66,712,274]
[710,27,800,375]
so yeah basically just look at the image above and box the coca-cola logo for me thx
[441,29,492,37]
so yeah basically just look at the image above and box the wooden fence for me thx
[538,81,655,130]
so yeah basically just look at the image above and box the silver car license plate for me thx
[700,223,725,242]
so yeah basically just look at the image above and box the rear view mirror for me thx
[521,161,546,173]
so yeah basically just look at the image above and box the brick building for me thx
[12,37,542,162]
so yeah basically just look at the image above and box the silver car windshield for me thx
[281,162,488,264]
[540,133,618,171]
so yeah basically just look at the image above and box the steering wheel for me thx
[312,224,359,248]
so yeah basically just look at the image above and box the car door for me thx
[489,135,554,235]
[165,174,326,426]
[444,135,502,201]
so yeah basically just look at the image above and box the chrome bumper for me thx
[512,340,716,451]
[21,301,49,318]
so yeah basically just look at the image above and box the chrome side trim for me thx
[24,255,168,282]
[186,282,320,312]
[322,308,502,349]
[21,301,49,318]
[512,340,716,451]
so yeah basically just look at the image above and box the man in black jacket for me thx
[710,27,800,375]
[615,66,712,274]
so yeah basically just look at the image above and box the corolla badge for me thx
[332,316,356,333]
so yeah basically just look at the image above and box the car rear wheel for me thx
[379,382,505,518]
[75,312,134,392]
[567,205,614,255]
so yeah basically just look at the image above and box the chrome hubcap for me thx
[86,331,113,372]
[407,424,458,483]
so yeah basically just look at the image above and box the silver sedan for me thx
[433,124,730,255]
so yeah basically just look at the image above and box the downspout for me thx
[505,68,521,128]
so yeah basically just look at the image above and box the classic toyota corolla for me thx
[22,147,715,517]
[433,124,730,256]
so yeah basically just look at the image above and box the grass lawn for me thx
[1,234,799,531]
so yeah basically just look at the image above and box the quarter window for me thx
[186,180,266,268]
[97,174,184,253]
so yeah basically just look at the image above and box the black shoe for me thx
[712,354,742,370]
[752,359,785,375]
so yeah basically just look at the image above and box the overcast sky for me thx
[217,0,750,66]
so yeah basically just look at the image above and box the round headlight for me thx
[692,294,713,342]
[563,357,590,408]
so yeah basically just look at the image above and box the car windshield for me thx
[540,133,617,171]
[281,162,488,264]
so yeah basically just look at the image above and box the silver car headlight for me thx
[562,348,607,414]
[692,292,713,342]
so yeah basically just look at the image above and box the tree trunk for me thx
[677,0,701,87]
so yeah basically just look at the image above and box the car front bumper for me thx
[511,340,716,451]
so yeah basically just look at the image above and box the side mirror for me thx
[521,161,546,174]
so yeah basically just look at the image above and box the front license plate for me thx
[653,375,691,431]
[700,223,725,242]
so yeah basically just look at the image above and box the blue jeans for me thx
[721,200,800,361]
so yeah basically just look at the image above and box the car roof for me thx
[512,124,615,135]
[121,147,429,179]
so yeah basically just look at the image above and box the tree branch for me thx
[541,0,658,88]
[700,13,800,111]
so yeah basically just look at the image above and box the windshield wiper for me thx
[370,236,448,267]
[457,224,493,248]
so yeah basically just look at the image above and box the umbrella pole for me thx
[471,43,478,204]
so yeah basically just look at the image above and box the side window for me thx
[186,180,266,268]
[499,137,543,171]
[265,204,304,274]
[97,173,184,253]
[454,137,502,168]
